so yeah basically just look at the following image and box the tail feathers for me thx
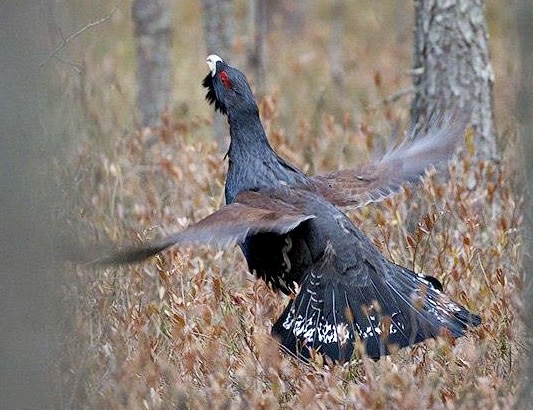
[272,271,355,362]
[272,263,481,363]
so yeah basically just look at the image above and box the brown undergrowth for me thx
[52,2,524,407]
[62,98,523,408]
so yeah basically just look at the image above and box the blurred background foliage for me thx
[46,0,516,152]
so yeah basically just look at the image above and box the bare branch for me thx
[39,2,122,70]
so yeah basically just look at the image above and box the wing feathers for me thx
[309,115,466,208]
[99,191,315,265]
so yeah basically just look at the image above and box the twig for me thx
[39,2,122,70]
[368,86,417,112]
[382,86,416,105]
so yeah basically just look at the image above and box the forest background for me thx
[1,1,532,409]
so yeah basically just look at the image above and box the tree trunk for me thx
[329,0,345,87]
[248,0,268,96]
[132,0,172,128]
[203,0,234,57]
[202,0,234,149]
[411,0,496,161]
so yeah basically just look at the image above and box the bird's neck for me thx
[227,108,273,160]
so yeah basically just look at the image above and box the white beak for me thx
[206,54,224,77]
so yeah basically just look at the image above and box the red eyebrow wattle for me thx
[219,70,231,89]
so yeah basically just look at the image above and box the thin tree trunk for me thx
[202,0,234,149]
[248,0,268,96]
[203,0,234,55]
[132,0,172,128]
[330,0,344,88]
[411,0,496,161]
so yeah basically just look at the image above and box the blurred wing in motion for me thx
[310,115,467,208]
[98,190,315,265]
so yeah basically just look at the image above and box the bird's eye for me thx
[219,70,231,89]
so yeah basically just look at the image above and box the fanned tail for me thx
[272,261,480,363]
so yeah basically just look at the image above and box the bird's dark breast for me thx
[240,223,314,295]
[239,197,367,295]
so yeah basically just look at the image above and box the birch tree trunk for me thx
[411,0,496,160]
[132,0,172,128]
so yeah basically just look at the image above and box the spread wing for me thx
[310,116,466,208]
[97,190,315,265]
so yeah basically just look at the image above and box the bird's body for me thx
[108,55,481,363]
[225,124,476,361]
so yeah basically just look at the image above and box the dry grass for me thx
[54,1,524,408]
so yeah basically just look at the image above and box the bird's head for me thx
[202,55,257,117]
